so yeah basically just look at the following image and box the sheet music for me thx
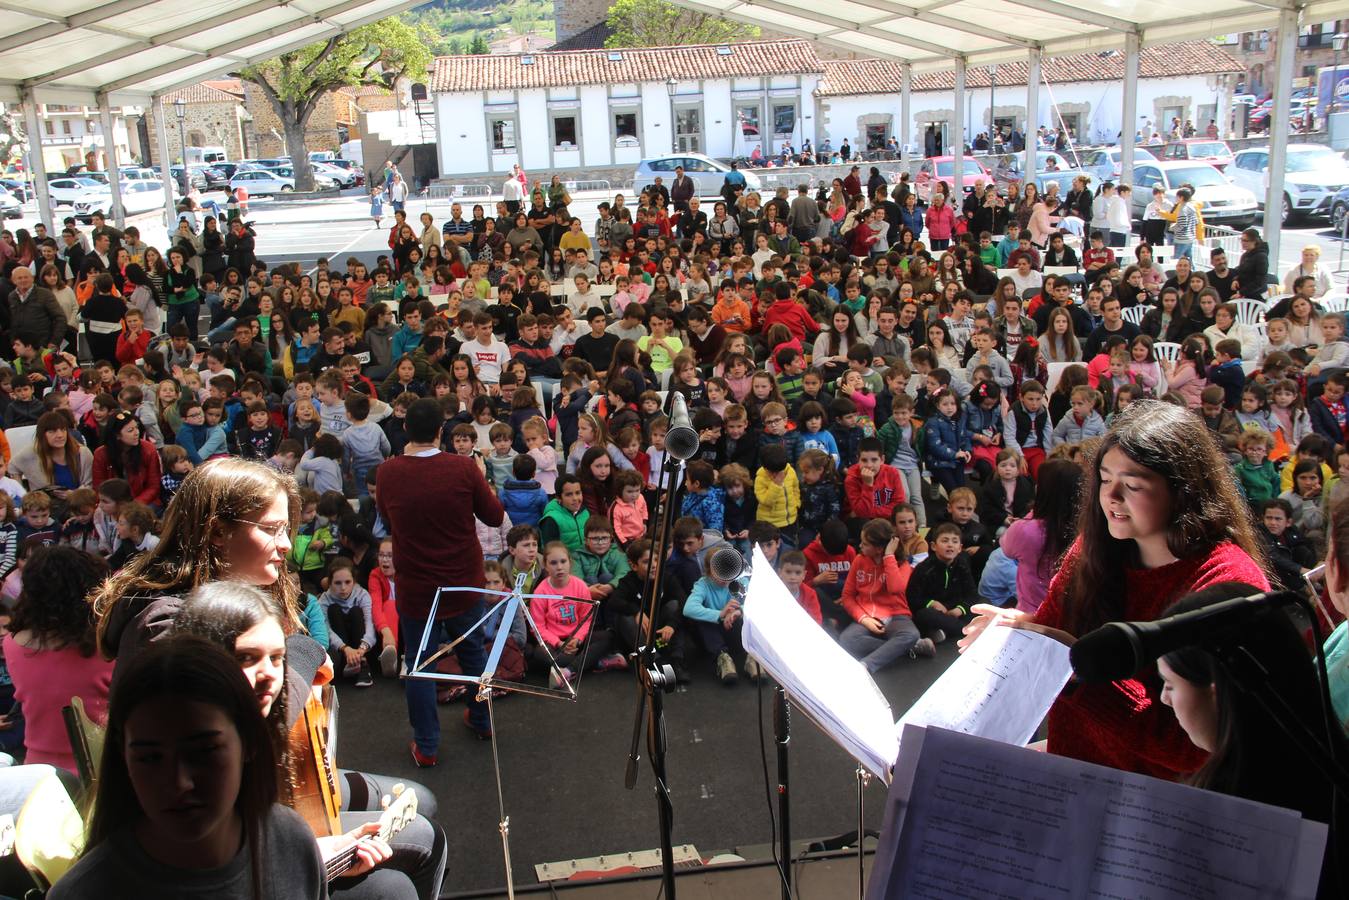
[894,624,1072,750]
[867,726,1328,900]
[742,546,899,781]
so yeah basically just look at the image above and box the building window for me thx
[737,104,761,138]
[62,120,71,135]
[772,103,797,139]
[44,120,54,135]
[614,111,638,141]
[490,117,517,152]
[552,114,578,149]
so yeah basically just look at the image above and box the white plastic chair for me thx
[1234,299,1266,326]
[1321,294,1349,314]
[1120,305,1147,326]
[5,425,36,464]
[1044,266,1078,278]
[995,268,1017,281]
[1044,362,1072,396]
[1153,341,1183,365]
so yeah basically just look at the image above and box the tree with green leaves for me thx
[234,19,431,191]
[605,0,758,48]
[468,34,490,55]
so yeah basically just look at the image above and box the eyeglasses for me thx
[764,416,785,425]
[234,518,291,540]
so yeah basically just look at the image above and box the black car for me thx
[195,166,230,189]
[171,166,208,192]
[211,162,241,181]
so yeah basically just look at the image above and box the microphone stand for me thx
[774,684,792,900]
[622,444,686,900]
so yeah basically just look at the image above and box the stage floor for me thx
[336,643,956,896]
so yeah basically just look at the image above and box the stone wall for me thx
[144,103,246,165]
[244,84,353,158]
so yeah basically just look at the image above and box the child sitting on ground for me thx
[531,541,623,689]
[605,539,687,682]
[802,518,856,627]
[777,550,822,626]
[499,454,549,529]
[684,551,757,685]
[1234,429,1281,507]
[502,524,542,589]
[977,448,1034,537]
[680,460,725,532]
[609,470,649,546]
[839,519,933,673]
[573,516,631,601]
[906,522,978,644]
[318,557,376,687]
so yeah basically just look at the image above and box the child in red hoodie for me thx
[844,437,905,541]
[839,519,934,673]
[802,518,856,625]
[777,549,822,626]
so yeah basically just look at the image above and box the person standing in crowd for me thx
[377,398,504,763]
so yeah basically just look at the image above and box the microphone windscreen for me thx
[665,425,700,460]
[709,544,746,582]
[1068,622,1144,684]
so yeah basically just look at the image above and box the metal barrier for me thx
[423,183,494,200]
[563,179,612,194]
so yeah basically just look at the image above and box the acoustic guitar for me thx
[323,784,418,882]
[289,684,343,837]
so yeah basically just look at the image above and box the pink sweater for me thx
[610,494,648,544]
[999,516,1053,614]
[530,575,594,647]
[3,635,114,773]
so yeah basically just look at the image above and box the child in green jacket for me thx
[1234,430,1280,507]
[573,517,631,601]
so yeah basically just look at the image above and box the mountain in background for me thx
[401,0,554,56]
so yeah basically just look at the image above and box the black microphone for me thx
[665,392,699,461]
[709,544,747,583]
[1069,590,1301,683]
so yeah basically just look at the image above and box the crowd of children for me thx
[0,200,1326,699]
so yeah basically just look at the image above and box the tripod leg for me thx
[484,693,516,900]
[856,765,868,899]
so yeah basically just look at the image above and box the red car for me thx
[914,156,989,203]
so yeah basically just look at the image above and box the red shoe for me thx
[463,707,493,741]
[409,741,438,768]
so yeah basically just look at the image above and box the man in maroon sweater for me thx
[377,397,505,764]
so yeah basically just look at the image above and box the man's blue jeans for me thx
[404,600,489,755]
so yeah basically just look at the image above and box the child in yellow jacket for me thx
[754,444,801,531]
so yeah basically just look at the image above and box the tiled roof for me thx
[818,41,1242,96]
[548,21,613,52]
[430,39,824,92]
[163,82,245,105]
[203,78,245,97]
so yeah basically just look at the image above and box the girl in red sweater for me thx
[961,402,1268,782]
[839,518,935,673]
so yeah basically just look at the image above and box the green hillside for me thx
[402,0,555,55]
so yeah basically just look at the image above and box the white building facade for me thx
[429,40,1241,179]
[430,41,824,178]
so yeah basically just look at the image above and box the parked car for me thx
[1034,168,1098,200]
[633,153,763,197]
[72,180,169,222]
[1248,99,1313,132]
[914,156,989,203]
[1129,161,1258,227]
[326,159,365,185]
[171,165,209,193]
[0,188,20,219]
[1229,144,1349,224]
[1160,139,1234,171]
[988,151,1077,191]
[1078,145,1158,183]
[211,162,242,181]
[0,179,32,203]
[46,176,106,206]
[270,167,336,189]
[229,169,295,195]
[312,161,356,188]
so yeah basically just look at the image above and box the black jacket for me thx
[907,554,978,617]
[977,474,1034,533]
[1233,240,1270,300]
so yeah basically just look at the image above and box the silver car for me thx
[0,188,19,219]
[229,169,295,195]
[1079,146,1158,184]
[1130,160,1258,227]
[1228,144,1349,224]
[633,153,762,197]
[46,176,105,206]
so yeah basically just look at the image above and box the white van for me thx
[185,146,228,165]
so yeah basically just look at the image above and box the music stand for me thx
[407,573,599,899]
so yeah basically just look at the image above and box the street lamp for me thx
[1333,33,1349,117]
[172,97,188,194]
[666,78,678,153]
[989,64,997,150]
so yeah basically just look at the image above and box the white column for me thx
[97,95,125,228]
[953,58,966,199]
[21,91,53,229]
[154,96,176,229]
[1025,48,1041,185]
[1266,4,1299,269]
[1120,33,1139,187]
[900,63,912,167]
